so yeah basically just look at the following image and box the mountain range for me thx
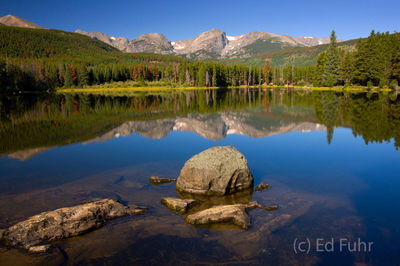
[75,28,336,60]
[0,14,345,65]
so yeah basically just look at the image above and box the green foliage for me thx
[341,52,355,84]
[241,37,297,57]
[390,79,398,90]
[379,78,388,88]
[78,65,89,87]
[0,25,272,92]
[64,66,74,88]
[277,31,400,88]
[1,25,399,91]
[352,31,400,86]
[224,39,358,68]
[314,52,326,86]
[325,75,335,87]
[323,30,341,86]
[0,25,117,59]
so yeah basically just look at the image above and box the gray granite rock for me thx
[185,201,278,230]
[0,199,147,249]
[161,197,196,214]
[176,146,253,195]
[185,204,251,229]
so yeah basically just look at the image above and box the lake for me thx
[0,88,399,265]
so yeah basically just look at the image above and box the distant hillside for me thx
[0,25,191,66]
[0,25,119,60]
[225,39,359,67]
[0,14,45,29]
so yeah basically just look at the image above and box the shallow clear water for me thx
[0,88,399,265]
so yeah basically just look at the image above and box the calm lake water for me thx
[0,88,399,265]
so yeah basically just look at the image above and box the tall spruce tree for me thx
[78,65,89,87]
[341,52,355,85]
[323,30,341,86]
[64,65,74,88]
[314,52,326,86]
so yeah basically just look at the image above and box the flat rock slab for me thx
[177,146,254,195]
[185,201,279,230]
[28,244,51,253]
[185,204,251,230]
[161,197,196,214]
[149,176,176,185]
[0,199,147,250]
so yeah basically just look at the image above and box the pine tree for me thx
[78,65,89,87]
[323,30,341,86]
[212,64,217,87]
[64,65,74,88]
[341,52,355,85]
[198,64,206,86]
[263,60,270,84]
[314,52,326,86]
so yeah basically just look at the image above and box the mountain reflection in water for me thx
[1,88,399,160]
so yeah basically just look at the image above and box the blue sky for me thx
[1,0,399,41]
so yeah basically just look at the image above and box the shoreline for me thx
[57,85,395,94]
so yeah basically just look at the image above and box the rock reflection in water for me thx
[177,188,253,213]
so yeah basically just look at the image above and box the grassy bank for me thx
[57,86,218,94]
[58,83,395,95]
[271,85,393,92]
[56,80,219,94]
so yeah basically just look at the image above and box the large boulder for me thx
[176,146,253,195]
[0,199,146,250]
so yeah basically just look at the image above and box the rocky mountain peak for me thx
[222,31,270,57]
[134,32,173,51]
[0,14,45,29]
[132,32,173,53]
[172,29,228,58]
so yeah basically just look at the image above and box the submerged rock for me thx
[247,201,279,211]
[185,204,251,229]
[185,201,278,230]
[161,197,196,214]
[176,146,253,195]
[0,199,147,250]
[28,244,51,253]
[149,176,177,185]
[255,183,270,192]
[177,187,253,212]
